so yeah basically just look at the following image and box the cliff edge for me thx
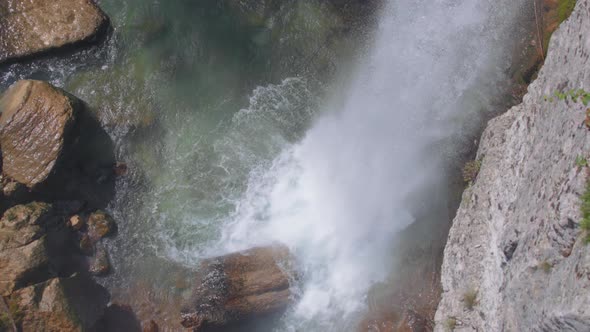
[435,1,590,331]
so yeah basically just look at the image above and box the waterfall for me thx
[217,0,527,330]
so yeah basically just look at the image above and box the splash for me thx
[218,0,527,329]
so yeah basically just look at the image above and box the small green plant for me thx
[539,260,553,273]
[444,317,457,331]
[576,155,588,168]
[545,89,590,106]
[463,288,478,310]
[462,160,482,185]
[580,178,590,243]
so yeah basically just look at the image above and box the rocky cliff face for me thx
[435,1,590,331]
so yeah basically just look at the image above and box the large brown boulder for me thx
[0,80,77,188]
[0,202,88,296]
[0,202,53,251]
[8,274,109,331]
[0,0,109,64]
[181,245,297,331]
[0,80,116,208]
[0,236,50,296]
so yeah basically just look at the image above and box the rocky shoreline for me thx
[0,79,123,330]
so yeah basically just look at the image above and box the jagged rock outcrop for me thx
[181,245,297,331]
[0,0,109,64]
[0,201,112,330]
[435,1,590,331]
[9,273,109,331]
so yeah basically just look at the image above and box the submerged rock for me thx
[88,245,110,276]
[181,244,297,331]
[0,0,109,64]
[87,210,115,240]
[9,274,109,331]
[0,80,77,188]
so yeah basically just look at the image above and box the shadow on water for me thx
[32,102,117,210]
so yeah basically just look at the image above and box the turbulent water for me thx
[216,1,529,330]
[0,0,531,330]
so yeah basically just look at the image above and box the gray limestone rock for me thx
[435,1,590,331]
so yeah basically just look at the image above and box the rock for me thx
[9,274,109,331]
[2,180,26,198]
[0,237,50,296]
[78,234,94,256]
[87,210,115,239]
[0,80,117,209]
[0,80,77,188]
[0,202,54,251]
[0,0,109,64]
[88,245,110,276]
[68,215,84,231]
[435,1,590,330]
[180,244,296,330]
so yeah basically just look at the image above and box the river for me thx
[0,0,532,330]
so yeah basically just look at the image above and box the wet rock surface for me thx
[87,210,116,240]
[0,80,77,188]
[0,0,109,64]
[181,245,297,331]
[0,79,117,209]
[0,80,119,331]
[9,274,109,331]
[435,1,590,330]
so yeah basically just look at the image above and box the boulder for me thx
[88,245,110,276]
[78,233,94,256]
[87,210,115,240]
[0,0,109,64]
[0,202,54,251]
[9,274,109,331]
[0,237,50,296]
[68,215,84,231]
[0,80,77,188]
[180,244,296,330]
[0,80,116,208]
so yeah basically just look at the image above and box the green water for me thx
[0,0,372,328]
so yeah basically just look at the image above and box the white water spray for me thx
[216,0,526,329]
